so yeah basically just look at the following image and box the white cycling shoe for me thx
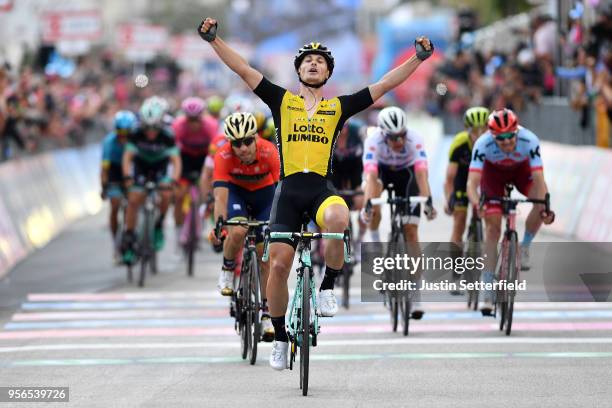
[217,270,234,296]
[269,340,289,371]
[318,289,338,317]
[480,300,495,316]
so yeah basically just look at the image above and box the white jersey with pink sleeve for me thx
[362,127,428,173]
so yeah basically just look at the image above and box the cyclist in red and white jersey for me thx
[467,108,555,315]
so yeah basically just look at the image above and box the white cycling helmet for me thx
[140,96,168,127]
[377,107,407,135]
[223,112,258,141]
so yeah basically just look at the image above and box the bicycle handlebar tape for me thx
[198,21,217,42]
[415,38,434,61]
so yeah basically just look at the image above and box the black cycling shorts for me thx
[379,164,421,222]
[269,173,347,248]
[180,152,206,183]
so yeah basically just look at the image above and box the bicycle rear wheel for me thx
[249,252,261,365]
[300,266,311,396]
[505,232,519,336]
[399,292,411,336]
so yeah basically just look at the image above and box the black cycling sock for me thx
[262,299,268,313]
[271,315,288,342]
[222,257,235,270]
[320,265,342,291]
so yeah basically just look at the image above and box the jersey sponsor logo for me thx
[316,110,336,115]
[285,123,330,144]
[365,153,374,160]
[473,149,485,162]
[419,151,426,158]
[287,105,303,112]
[529,146,541,159]
[286,133,330,144]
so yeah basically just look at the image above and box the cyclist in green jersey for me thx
[198,17,434,370]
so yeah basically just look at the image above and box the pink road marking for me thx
[11,309,227,321]
[27,292,216,302]
[1,321,612,340]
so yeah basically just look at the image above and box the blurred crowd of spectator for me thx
[427,4,612,131]
[0,52,184,162]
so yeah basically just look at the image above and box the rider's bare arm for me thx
[170,154,182,182]
[415,167,431,198]
[368,37,431,102]
[444,163,458,204]
[122,150,135,179]
[213,186,229,222]
[200,18,263,90]
[467,171,481,208]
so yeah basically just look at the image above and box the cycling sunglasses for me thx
[116,128,131,136]
[495,132,516,141]
[384,130,407,142]
[231,137,256,148]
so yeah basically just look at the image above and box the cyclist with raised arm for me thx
[444,107,489,292]
[209,112,280,341]
[101,110,137,263]
[198,16,434,370]
[121,98,181,262]
[360,106,437,317]
[172,97,216,240]
[466,108,555,315]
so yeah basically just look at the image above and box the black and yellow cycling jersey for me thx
[254,77,373,179]
[253,77,373,240]
[448,131,474,209]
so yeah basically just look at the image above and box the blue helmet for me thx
[114,110,137,131]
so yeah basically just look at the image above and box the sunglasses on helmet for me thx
[231,137,255,148]
[495,132,516,141]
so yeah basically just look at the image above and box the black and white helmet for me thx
[223,112,258,141]
[377,107,407,135]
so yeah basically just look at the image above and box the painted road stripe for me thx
[8,310,612,330]
[2,321,612,340]
[3,352,612,367]
[2,337,612,354]
[11,309,225,321]
[20,300,229,310]
[27,292,222,302]
[19,299,612,312]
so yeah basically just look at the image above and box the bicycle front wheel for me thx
[249,252,261,365]
[186,202,197,277]
[300,266,311,396]
[505,231,519,336]
[399,292,411,336]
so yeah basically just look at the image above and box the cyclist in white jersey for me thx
[361,107,437,319]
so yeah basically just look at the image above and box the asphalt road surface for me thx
[1,209,611,408]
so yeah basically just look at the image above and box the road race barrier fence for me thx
[0,145,101,279]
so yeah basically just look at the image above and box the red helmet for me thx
[488,108,518,135]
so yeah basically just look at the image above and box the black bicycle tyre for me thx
[399,292,410,336]
[505,232,519,336]
[187,201,197,277]
[342,264,351,309]
[498,238,509,331]
[138,208,151,288]
[239,258,249,360]
[300,267,311,396]
[249,251,261,365]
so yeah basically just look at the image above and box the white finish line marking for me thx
[2,337,612,354]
